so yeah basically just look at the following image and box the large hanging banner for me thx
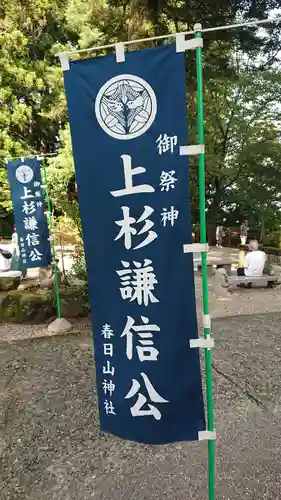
[63,44,205,444]
[7,158,52,269]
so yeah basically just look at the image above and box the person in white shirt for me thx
[237,240,266,287]
[244,240,266,276]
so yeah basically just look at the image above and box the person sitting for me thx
[237,240,266,287]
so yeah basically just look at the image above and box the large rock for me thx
[47,318,72,333]
[0,285,90,324]
[0,276,21,292]
[212,268,231,299]
[265,264,281,285]
[0,291,54,324]
[39,264,62,290]
[59,287,89,318]
[17,282,39,292]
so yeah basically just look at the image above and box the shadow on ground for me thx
[1,313,281,500]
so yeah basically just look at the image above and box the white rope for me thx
[203,16,281,33]
[63,32,180,57]
[57,16,281,59]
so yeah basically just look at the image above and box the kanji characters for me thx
[117,259,159,306]
[104,343,113,357]
[114,205,157,250]
[29,248,43,262]
[23,216,38,231]
[161,206,179,227]
[101,324,114,339]
[102,379,115,397]
[101,325,116,413]
[156,134,178,155]
[125,372,168,420]
[22,201,36,215]
[160,170,177,192]
[103,360,115,376]
[103,144,184,423]
[121,316,160,361]
[104,400,116,415]
[110,155,155,197]
[26,233,40,247]
[21,187,34,200]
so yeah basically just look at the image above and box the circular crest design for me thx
[95,74,157,140]
[15,165,34,184]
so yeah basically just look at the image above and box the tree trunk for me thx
[260,211,265,243]
[207,183,222,244]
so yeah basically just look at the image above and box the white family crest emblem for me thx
[15,165,34,184]
[95,74,157,140]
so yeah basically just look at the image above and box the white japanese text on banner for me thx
[63,44,205,444]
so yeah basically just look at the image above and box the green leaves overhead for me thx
[1,0,281,234]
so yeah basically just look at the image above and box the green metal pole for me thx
[194,23,216,500]
[41,158,61,319]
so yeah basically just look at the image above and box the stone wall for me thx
[0,286,90,324]
[266,253,281,266]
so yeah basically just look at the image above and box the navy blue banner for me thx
[63,44,205,444]
[7,158,52,269]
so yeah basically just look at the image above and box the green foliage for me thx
[53,214,79,238]
[0,0,76,160]
[70,243,89,301]
[47,126,82,234]
[202,64,281,227]
[1,0,281,241]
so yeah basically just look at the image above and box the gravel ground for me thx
[1,313,281,500]
[195,278,281,319]
[0,317,92,342]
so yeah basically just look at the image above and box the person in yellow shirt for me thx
[237,247,245,276]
